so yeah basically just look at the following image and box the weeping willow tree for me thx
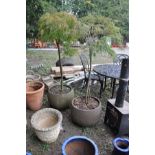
[79,15,122,104]
[38,12,79,91]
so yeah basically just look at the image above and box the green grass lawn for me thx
[26,49,113,76]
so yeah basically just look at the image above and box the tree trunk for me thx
[85,49,92,104]
[56,42,63,91]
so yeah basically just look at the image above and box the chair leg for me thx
[99,80,104,98]
[111,78,116,98]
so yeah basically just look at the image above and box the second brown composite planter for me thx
[71,96,102,126]
[48,84,74,110]
[26,81,45,111]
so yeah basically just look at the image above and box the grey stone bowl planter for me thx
[48,85,74,110]
[71,96,102,126]
[31,108,63,143]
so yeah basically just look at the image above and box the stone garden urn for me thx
[31,108,63,143]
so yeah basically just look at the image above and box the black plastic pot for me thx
[112,137,129,155]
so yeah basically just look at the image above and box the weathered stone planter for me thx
[71,96,102,126]
[48,85,74,110]
[62,136,98,155]
[31,108,63,143]
[26,81,45,111]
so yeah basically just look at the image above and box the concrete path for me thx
[27,48,58,51]
[112,47,129,56]
[27,47,129,56]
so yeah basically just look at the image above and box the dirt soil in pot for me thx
[37,115,58,129]
[26,83,42,92]
[50,85,71,95]
[73,96,99,110]
[65,140,95,155]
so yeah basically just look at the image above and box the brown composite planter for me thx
[26,81,45,111]
[48,85,74,110]
[71,96,102,126]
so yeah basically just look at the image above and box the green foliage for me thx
[38,11,79,90]
[63,42,77,57]
[26,0,44,38]
[79,15,122,44]
[45,0,129,42]
[79,14,119,103]
[92,0,129,42]
[38,12,79,45]
[26,0,57,39]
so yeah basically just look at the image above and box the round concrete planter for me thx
[71,96,102,126]
[62,136,98,155]
[48,85,74,110]
[31,108,63,143]
[26,81,45,111]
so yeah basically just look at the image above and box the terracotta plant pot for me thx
[31,108,63,143]
[26,81,45,111]
[62,136,98,155]
[112,137,129,155]
[48,84,74,110]
[71,96,102,126]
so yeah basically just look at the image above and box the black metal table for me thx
[93,64,121,98]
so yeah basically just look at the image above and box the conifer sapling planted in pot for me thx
[71,15,121,126]
[38,12,79,110]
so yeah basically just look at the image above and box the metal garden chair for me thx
[79,53,105,97]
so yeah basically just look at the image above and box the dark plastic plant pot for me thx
[71,96,102,126]
[112,137,129,155]
[62,136,99,155]
[48,84,74,110]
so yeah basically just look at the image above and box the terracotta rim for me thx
[31,108,63,132]
[26,81,44,94]
[48,84,73,96]
[72,96,101,111]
